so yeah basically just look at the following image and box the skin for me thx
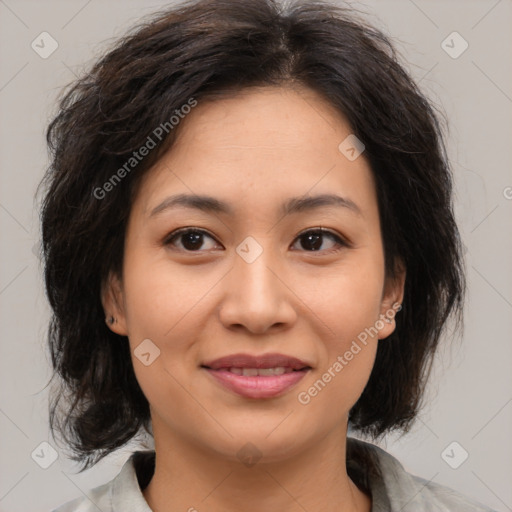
[103,84,405,512]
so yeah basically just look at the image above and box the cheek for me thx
[295,253,384,406]
[120,256,206,421]
[322,300,380,398]
[122,252,202,337]
[297,290,380,419]
[305,251,385,339]
[121,254,218,378]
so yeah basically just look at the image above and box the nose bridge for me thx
[218,235,296,332]
[234,236,280,305]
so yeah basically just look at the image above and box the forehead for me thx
[170,85,352,159]
[133,85,377,219]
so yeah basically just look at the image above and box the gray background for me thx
[0,0,511,511]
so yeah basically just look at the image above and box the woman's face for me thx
[104,85,404,462]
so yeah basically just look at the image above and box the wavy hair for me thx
[39,0,465,471]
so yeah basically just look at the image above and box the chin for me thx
[203,418,319,463]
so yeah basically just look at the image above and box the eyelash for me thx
[163,227,350,254]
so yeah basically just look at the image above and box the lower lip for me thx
[203,368,309,399]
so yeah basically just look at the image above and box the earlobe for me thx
[378,262,406,340]
[101,272,128,336]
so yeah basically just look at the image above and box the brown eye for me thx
[291,229,347,252]
[165,228,220,251]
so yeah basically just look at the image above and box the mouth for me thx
[201,353,312,399]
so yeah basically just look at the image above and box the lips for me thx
[201,353,312,399]
[202,353,311,371]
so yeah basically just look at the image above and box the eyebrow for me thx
[149,193,362,218]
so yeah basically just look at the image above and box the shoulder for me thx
[346,437,497,512]
[407,476,497,512]
[50,479,113,512]
[50,451,155,512]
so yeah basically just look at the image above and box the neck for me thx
[142,420,371,512]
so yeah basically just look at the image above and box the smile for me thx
[201,352,312,399]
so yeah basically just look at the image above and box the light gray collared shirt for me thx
[51,437,497,512]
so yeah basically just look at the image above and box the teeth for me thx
[257,367,281,376]
[227,367,291,376]
[242,368,259,376]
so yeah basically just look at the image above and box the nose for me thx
[218,244,297,335]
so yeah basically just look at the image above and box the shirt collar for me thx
[111,450,155,511]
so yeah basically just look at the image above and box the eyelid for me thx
[292,227,351,250]
[163,227,222,247]
[164,226,214,240]
[163,226,350,252]
[295,226,347,241]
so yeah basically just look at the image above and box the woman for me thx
[40,0,496,510]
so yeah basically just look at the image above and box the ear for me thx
[378,261,406,340]
[101,271,128,336]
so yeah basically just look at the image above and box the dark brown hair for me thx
[39,0,465,471]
